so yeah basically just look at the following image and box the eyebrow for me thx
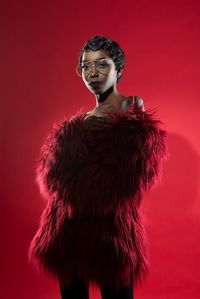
[82,57,108,62]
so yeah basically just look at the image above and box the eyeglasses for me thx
[76,59,120,77]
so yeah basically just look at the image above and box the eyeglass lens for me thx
[76,59,120,77]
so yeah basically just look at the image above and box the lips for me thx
[89,81,101,86]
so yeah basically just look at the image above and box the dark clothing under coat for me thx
[28,101,167,289]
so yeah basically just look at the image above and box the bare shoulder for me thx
[133,95,145,111]
[121,95,134,111]
[122,95,145,112]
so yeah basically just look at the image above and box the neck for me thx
[95,86,121,108]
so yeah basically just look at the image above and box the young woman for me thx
[28,35,167,299]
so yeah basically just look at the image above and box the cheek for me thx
[107,69,117,82]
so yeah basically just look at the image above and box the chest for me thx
[85,96,133,119]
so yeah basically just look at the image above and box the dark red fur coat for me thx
[28,102,167,289]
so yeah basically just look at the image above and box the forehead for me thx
[82,49,110,62]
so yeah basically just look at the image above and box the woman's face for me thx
[80,50,119,95]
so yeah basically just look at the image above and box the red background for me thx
[1,0,200,298]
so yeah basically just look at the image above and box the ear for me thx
[117,67,123,78]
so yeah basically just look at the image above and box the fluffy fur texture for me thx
[28,103,167,289]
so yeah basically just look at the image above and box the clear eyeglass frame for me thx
[75,59,121,77]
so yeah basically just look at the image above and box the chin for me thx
[91,91,102,95]
[88,87,103,95]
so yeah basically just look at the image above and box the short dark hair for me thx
[78,35,125,83]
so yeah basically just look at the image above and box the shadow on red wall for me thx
[135,132,200,299]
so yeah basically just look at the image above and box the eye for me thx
[98,62,109,68]
[81,64,90,70]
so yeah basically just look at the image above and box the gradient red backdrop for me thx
[1,1,200,298]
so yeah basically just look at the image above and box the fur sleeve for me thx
[133,110,167,194]
[110,109,168,205]
[34,115,88,203]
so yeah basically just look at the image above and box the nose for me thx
[89,63,98,77]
